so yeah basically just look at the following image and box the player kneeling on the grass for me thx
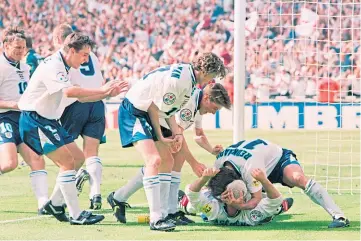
[108,83,231,225]
[182,167,283,226]
[18,32,128,225]
[0,27,48,214]
[115,53,226,231]
[211,139,349,228]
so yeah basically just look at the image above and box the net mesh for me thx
[245,0,360,194]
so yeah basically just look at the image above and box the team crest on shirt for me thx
[56,72,69,82]
[252,179,260,187]
[180,109,192,121]
[202,204,212,214]
[163,93,176,105]
[5,132,12,139]
[250,210,264,222]
[54,133,61,141]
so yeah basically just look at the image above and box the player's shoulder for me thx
[42,51,65,67]
[20,60,30,71]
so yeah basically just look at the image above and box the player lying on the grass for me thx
[115,52,226,231]
[181,167,287,226]
[18,32,127,225]
[209,138,350,228]
[0,27,48,213]
[107,83,231,225]
[52,23,110,210]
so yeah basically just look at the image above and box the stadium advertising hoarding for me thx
[105,102,360,130]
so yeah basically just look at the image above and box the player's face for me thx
[199,94,222,115]
[199,72,217,86]
[4,38,26,62]
[70,45,90,69]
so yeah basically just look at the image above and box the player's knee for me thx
[0,158,18,173]
[292,172,308,189]
[147,155,162,170]
[28,156,45,171]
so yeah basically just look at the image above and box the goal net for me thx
[244,0,360,194]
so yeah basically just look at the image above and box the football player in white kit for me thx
[0,27,48,214]
[209,139,350,228]
[107,83,231,225]
[52,24,110,210]
[184,167,284,226]
[117,53,226,231]
[18,32,127,225]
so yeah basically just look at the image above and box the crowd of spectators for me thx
[0,0,359,103]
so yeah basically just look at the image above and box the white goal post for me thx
[234,0,360,194]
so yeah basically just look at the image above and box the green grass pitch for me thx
[0,130,359,240]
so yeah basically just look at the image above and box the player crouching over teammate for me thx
[107,83,231,225]
[181,167,286,226]
[18,32,128,225]
[210,139,350,228]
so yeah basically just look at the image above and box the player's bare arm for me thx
[148,102,174,146]
[189,167,220,192]
[251,168,281,200]
[222,188,262,210]
[179,135,206,177]
[0,100,18,110]
[194,127,223,155]
[64,80,128,102]
[165,115,183,152]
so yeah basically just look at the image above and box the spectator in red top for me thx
[318,78,340,103]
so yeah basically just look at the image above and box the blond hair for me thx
[205,83,231,109]
[53,24,73,43]
[192,52,226,79]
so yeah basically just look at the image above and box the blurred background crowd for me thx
[0,0,360,103]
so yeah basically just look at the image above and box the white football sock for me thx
[304,179,345,219]
[85,156,102,198]
[143,175,162,223]
[57,170,81,219]
[159,173,171,219]
[29,170,49,209]
[168,171,181,215]
[114,167,144,202]
[49,183,64,206]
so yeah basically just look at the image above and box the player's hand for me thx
[201,167,220,179]
[191,161,207,177]
[160,137,175,147]
[172,134,183,152]
[108,81,129,97]
[251,168,267,183]
[211,144,223,155]
[221,189,245,209]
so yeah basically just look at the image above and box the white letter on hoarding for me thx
[304,106,338,129]
[258,106,299,130]
[342,106,360,129]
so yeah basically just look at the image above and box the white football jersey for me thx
[126,63,197,118]
[214,139,283,193]
[0,54,30,113]
[60,52,104,108]
[185,185,282,226]
[160,88,203,130]
[18,50,73,120]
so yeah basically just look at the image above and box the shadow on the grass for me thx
[182,220,360,232]
[97,218,359,232]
